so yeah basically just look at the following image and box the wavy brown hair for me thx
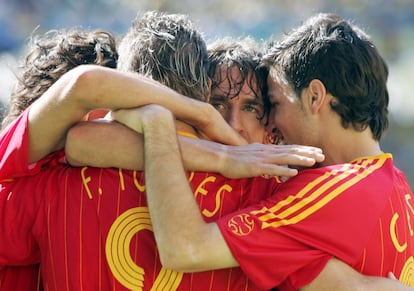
[1,28,118,129]
[117,11,209,102]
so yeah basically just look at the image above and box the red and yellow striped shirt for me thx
[0,108,280,291]
[218,154,414,290]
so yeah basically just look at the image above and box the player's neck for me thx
[321,128,382,166]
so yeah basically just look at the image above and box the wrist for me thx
[195,102,216,129]
[213,143,230,174]
[141,105,175,133]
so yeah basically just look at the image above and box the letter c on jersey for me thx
[106,207,183,290]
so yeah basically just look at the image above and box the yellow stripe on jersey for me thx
[151,268,183,291]
[177,131,199,139]
[399,256,414,287]
[252,156,388,229]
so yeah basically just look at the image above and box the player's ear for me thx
[307,79,327,114]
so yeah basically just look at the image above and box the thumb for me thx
[388,272,397,280]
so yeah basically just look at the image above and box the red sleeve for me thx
[217,157,396,290]
[217,196,331,290]
[0,179,41,265]
[0,109,31,180]
[0,108,65,180]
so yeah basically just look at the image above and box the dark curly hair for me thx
[207,36,269,121]
[262,13,389,140]
[1,28,118,129]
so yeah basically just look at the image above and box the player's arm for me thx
[27,64,245,164]
[65,119,144,169]
[137,104,236,271]
[66,118,322,178]
[128,104,412,291]
[68,106,324,177]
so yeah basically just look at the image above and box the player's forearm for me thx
[65,119,224,172]
[65,120,145,169]
[142,105,239,272]
[26,64,240,164]
[71,65,214,133]
[74,65,244,145]
[142,106,201,265]
[65,118,323,180]
[142,105,230,272]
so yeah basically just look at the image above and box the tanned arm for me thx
[137,104,414,290]
[65,118,324,178]
[27,64,245,164]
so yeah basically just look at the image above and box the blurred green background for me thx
[1,0,413,187]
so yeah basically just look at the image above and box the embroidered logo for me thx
[228,213,255,236]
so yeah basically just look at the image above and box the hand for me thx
[388,272,397,280]
[109,105,173,134]
[110,104,248,147]
[216,143,325,179]
[109,107,146,133]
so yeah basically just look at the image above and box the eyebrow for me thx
[209,94,228,102]
[243,98,264,106]
[210,93,265,106]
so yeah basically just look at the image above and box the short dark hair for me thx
[262,13,389,140]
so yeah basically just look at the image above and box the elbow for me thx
[65,122,89,166]
[61,65,108,106]
[157,240,203,272]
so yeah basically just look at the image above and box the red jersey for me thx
[217,154,414,290]
[0,162,279,291]
[0,265,42,291]
[0,108,64,291]
[0,108,64,181]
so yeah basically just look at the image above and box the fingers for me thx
[388,272,397,280]
[201,123,248,146]
[261,165,299,178]
[268,153,321,168]
[222,164,299,179]
[231,144,325,165]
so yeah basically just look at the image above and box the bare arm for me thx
[137,105,412,290]
[138,105,239,271]
[66,109,325,178]
[65,120,145,169]
[27,64,245,164]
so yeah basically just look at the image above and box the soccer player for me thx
[0,27,118,291]
[207,36,273,144]
[127,13,414,290]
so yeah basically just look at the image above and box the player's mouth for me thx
[269,127,285,145]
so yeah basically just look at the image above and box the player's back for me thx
[9,164,279,290]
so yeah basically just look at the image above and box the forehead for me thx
[212,65,261,96]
